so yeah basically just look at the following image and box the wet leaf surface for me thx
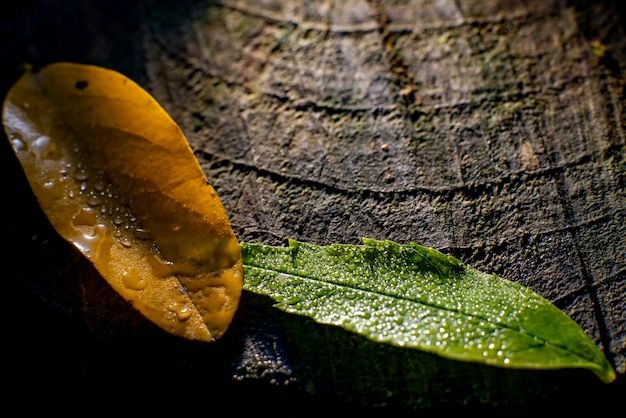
[242,238,616,383]
[2,62,243,341]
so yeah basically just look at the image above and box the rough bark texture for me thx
[1,0,624,414]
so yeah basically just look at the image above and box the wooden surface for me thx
[2,0,624,414]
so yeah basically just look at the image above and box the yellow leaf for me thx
[2,62,243,342]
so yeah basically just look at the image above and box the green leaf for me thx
[241,238,616,384]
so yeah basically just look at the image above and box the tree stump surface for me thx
[2,0,624,413]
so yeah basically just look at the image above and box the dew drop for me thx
[72,224,107,256]
[31,135,53,159]
[73,169,90,181]
[176,306,192,321]
[134,227,151,240]
[346,263,358,272]
[247,276,262,286]
[122,269,147,291]
[73,208,98,227]
[87,196,103,206]
[285,296,302,305]
[93,179,107,191]
[118,237,132,248]
[11,138,25,151]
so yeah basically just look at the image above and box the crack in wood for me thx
[547,143,616,366]
[197,141,624,199]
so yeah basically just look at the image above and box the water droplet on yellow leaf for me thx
[2,62,243,342]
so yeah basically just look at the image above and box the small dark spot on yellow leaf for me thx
[75,80,89,90]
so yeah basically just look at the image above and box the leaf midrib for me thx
[243,263,559,351]
[246,262,609,370]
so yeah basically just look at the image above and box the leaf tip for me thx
[594,361,617,384]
